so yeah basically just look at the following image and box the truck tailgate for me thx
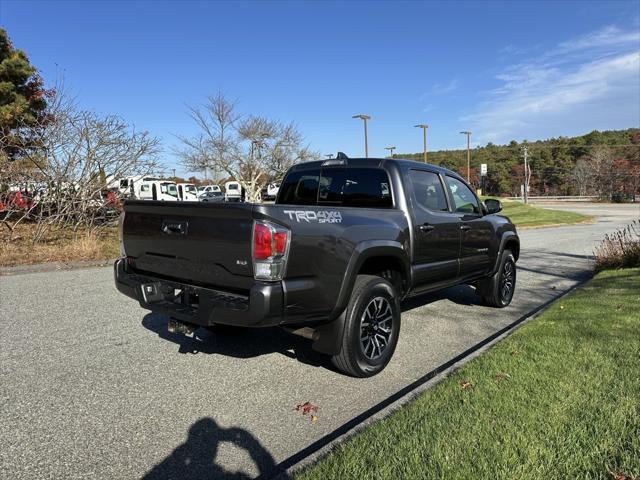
[122,201,255,292]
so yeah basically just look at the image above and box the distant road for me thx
[1,203,638,479]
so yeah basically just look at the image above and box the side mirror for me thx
[483,198,502,214]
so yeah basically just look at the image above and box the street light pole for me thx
[414,124,428,163]
[384,146,396,158]
[352,114,371,157]
[460,131,472,182]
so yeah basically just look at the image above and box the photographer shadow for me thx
[143,417,281,480]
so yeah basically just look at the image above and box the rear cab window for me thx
[277,169,321,205]
[277,167,393,208]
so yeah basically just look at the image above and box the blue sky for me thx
[2,0,639,176]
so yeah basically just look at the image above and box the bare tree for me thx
[572,157,593,196]
[589,146,614,199]
[176,92,317,202]
[1,87,162,242]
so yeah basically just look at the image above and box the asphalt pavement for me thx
[1,203,638,479]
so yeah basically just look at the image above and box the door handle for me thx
[419,223,435,232]
[460,224,471,231]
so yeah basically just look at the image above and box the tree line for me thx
[396,128,640,199]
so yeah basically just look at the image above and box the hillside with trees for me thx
[396,128,640,199]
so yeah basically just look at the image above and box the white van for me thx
[115,176,160,198]
[177,183,199,201]
[197,185,222,196]
[224,181,242,202]
[138,181,178,201]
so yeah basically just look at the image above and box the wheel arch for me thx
[344,241,408,302]
[490,231,519,276]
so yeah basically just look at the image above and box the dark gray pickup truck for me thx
[115,157,519,377]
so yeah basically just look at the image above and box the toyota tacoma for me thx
[115,156,519,377]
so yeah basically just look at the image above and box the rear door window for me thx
[318,168,392,208]
[277,169,320,205]
[409,170,449,212]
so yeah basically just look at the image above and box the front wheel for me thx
[478,250,516,308]
[331,275,401,377]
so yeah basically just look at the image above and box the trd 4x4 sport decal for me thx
[283,210,342,224]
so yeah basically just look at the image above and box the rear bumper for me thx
[114,258,284,327]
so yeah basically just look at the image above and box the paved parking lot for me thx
[1,203,638,479]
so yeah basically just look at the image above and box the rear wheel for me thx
[478,250,516,307]
[331,275,401,377]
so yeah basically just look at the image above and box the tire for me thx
[479,250,516,308]
[331,275,401,377]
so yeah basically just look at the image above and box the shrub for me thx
[594,220,640,271]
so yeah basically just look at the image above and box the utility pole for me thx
[460,131,472,182]
[352,114,371,157]
[384,146,396,158]
[522,145,529,204]
[172,168,176,179]
[414,124,429,162]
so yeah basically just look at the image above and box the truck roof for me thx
[288,157,466,182]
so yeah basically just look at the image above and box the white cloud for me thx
[421,78,459,99]
[463,25,640,144]
[555,25,640,55]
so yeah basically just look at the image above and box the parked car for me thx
[137,180,178,201]
[199,191,224,202]
[177,183,199,201]
[115,156,519,377]
[0,190,34,212]
[113,176,161,199]
[197,185,222,197]
[224,181,243,202]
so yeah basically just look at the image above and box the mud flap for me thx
[311,309,347,356]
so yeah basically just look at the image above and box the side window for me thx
[140,184,150,192]
[409,170,448,212]
[318,168,392,208]
[446,176,480,214]
[277,169,320,205]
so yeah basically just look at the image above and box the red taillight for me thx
[253,223,272,260]
[252,220,290,281]
[274,232,287,254]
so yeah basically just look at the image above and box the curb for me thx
[268,275,593,479]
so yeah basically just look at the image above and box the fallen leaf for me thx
[616,304,623,311]
[459,380,473,390]
[511,350,519,356]
[495,372,511,383]
[607,468,633,480]
[294,401,319,416]
[310,415,318,423]
[560,305,565,310]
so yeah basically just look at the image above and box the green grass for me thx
[496,199,591,228]
[297,268,640,480]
